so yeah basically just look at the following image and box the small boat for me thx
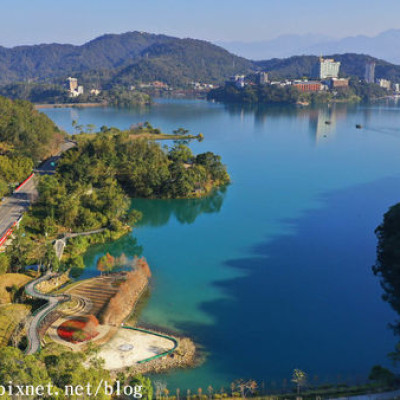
[325,121,331,125]
[355,124,362,129]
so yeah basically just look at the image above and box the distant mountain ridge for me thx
[219,29,400,64]
[0,32,251,85]
[217,34,334,60]
[0,31,400,89]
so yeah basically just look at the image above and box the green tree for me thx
[292,369,307,394]
[130,375,153,400]
[42,242,60,272]
[369,365,396,386]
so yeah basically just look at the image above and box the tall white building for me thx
[312,57,341,79]
[365,61,376,84]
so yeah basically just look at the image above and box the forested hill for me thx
[254,53,400,82]
[0,96,62,196]
[0,32,252,85]
[111,39,253,86]
[1,32,400,87]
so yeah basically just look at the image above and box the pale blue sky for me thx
[1,0,399,47]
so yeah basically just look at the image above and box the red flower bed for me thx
[57,316,99,343]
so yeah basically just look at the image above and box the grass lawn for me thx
[0,304,31,346]
[0,273,33,304]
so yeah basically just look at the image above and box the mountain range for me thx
[218,29,400,64]
[0,32,251,85]
[0,31,400,89]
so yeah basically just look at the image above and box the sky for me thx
[1,0,400,47]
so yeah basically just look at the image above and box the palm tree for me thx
[292,369,307,394]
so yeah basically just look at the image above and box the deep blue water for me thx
[42,99,400,390]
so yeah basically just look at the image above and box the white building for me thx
[229,75,245,88]
[66,77,84,97]
[312,57,341,79]
[377,79,391,90]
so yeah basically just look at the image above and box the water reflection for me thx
[308,105,348,144]
[133,188,227,227]
[81,234,144,279]
[222,103,354,144]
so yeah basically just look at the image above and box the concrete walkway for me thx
[54,228,106,259]
[24,272,70,354]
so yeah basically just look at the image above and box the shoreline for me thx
[34,102,107,109]
[42,269,198,374]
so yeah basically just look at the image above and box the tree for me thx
[292,369,307,394]
[169,144,193,163]
[0,253,10,274]
[42,241,59,272]
[8,227,32,272]
[86,124,96,134]
[0,347,51,392]
[129,375,153,400]
[173,127,189,136]
[369,365,396,387]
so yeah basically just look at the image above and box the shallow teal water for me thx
[43,99,400,390]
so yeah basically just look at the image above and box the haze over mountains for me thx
[218,29,400,64]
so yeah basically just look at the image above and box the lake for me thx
[42,99,400,391]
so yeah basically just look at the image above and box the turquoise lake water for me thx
[42,99,400,390]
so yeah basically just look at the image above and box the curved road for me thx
[0,140,76,245]
[25,272,70,354]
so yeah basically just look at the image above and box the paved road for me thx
[0,140,76,244]
[0,176,37,241]
[25,272,70,354]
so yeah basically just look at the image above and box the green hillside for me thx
[255,53,400,81]
[0,32,252,86]
[0,96,62,195]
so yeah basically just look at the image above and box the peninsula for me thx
[0,95,228,390]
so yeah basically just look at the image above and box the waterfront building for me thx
[257,71,269,85]
[66,77,78,92]
[229,75,245,88]
[311,57,341,79]
[365,61,376,83]
[66,77,84,97]
[293,81,322,92]
[329,78,349,89]
[377,79,391,90]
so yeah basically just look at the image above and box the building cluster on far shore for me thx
[65,77,101,97]
[229,57,400,94]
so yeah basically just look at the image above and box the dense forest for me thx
[0,346,152,399]
[0,96,62,196]
[57,128,230,199]
[0,32,251,86]
[373,203,400,364]
[0,123,229,275]
[373,203,400,317]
